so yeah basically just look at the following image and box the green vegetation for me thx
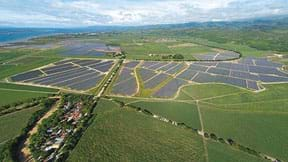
[207,141,264,162]
[0,106,41,144]
[128,100,202,129]
[0,83,58,106]
[29,94,96,161]
[175,83,288,161]
[200,103,288,161]
[0,98,57,162]
[176,84,243,100]
[68,98,206,161]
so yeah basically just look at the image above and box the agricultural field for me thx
[0,106,41,144]
[122,41,240,60]
[68,98,206,162]
[1,27,288,162]
[0,83,58,106]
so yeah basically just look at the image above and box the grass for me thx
[67,98,206,162]
[176,84,243,100]
[0,106,41,143]
[128,100,202,129]
[199,103,288,161]
[204,84,288,105]
[0,83,58,106]
[207,140,265,162]
[123,41,217,60]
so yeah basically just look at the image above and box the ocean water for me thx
[0,28,61,44]
[0,26,129,44]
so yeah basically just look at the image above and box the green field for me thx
[0,106,41,143]
[1,24,288,161]
[207,141,264,162]
[68,98,206,162]
[174,83,288,161]
[127,100,202,129]
[0,83,58,106]
[199,103,288,161]
[176,84,244,100]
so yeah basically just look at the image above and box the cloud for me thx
[0,0,287,27]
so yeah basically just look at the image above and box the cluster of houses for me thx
[38,101,85,162]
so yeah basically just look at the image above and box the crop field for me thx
[207,141,263,162]
[174,83,288,161]
[9,59,115,92]
[68,98,206,162]
[122,41,240,60]
[1,28,288,162]
[0,83,58,106]
[0,106,41,144]
[109,58,288,98]
[200,103,288,161]
[111,83,288,161]
[126,100,202,129]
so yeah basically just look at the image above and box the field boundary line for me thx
[202,98,288,106]
[0,88,57,94]
[196,100,209,162]
[198,92,246,101]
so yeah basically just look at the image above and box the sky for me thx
[0,0,288,27]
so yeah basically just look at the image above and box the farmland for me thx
[0,83,58,106]
[68,98,206,162]
[0,24,288,162]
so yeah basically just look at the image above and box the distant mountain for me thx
[130,14,288,30]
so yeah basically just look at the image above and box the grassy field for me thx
[176,84,244,100]
[199,103,288,161]
[68,98,206,162]
[0,106,41,143]
[207,141,264,162]
[0,83,58,106]
[127,100,202,129]
[175,83,288,161]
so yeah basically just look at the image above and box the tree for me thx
[173,54,184,59]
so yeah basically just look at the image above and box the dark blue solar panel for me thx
[153,79,187,98]
[112,77,137,95]
[53,72,100,86]
[177,69,198,80]
[68,75,105,90]
[158,62,178,71]
[247,81,259,90]
[166,63,185,75]
[124,61,140,68]
[230,71,259,81]
[189,64,208,72]
[207,67,230,76]
[11,70,43,82]
[144,73,169,89]
[259,75,288,83]
[138,68,157,82]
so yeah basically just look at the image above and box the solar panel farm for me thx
[1,30,288,162]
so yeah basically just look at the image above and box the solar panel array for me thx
[111,65,138,96]
[111,58,288,98]
[11,59,115,91]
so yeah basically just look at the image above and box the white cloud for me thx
[0,0,287,26]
